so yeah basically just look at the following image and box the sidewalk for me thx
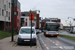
[0,35,42,50]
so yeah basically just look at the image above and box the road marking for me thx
[46,47,49,50]
[52,42,54,43]
[49,39,52,42]
[55,44,58,46]
[40,37,50,50]
[43,42,44,44]
[59,46,63,49]
[44,44,46,46]
[47,38,53,43]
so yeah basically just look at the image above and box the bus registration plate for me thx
[51,34,54,36]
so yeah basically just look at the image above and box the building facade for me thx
[21,11,40,29]
[11,0,21,31]
[0,0,11,30]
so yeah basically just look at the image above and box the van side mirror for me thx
[17,31,19,34]
[32,31,33,33]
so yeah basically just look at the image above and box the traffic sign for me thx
[29,13,34,20]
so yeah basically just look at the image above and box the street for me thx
[38,32,75,50]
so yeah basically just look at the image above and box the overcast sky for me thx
[18,0,75,26]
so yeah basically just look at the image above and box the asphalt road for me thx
[38,33,75,50]
[58,30,75,37]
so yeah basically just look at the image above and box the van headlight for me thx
[18,35,21,38]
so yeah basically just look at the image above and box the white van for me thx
[17,26,36,45]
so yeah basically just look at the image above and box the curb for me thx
[37,35,42,50]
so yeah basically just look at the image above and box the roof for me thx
[21,11,37,16]
[46,22,57,23]
[21,26,35,29]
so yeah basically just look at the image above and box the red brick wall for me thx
[11,7,21,31]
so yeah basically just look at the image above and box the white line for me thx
[40,37,50,50]
[43,42,44,44]
[46,47,49,50]
[50,40,52,42]
[59,46,63,49]
[55,44,58,46]
[44,44,46,46]
[52,42,54,43]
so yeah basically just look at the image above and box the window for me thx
[11,3,12,7]
[6,1,8,10]
[0,8,1,15]
[22,14,25,16]
[6,22,8,26]
[4,5,6,11]
[8,17,10,20]
[26,18,27,21]
[20,28,35,34]
[9,3,10,8]
[2,9,4,16]
[8,12,10,20]
[21,18,24,22]
[14,11,18,15]
[9,23,10,26]
[11,3,15,7]
[9,12,10,17]
[6,11,8,17]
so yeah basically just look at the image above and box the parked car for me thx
[36,29,41,34]
[17,26,37,45]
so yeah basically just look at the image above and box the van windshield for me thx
[20,28,35,34]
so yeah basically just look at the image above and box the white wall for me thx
[0,0,11,22]
[21,16,37,27]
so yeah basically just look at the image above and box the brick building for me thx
[11,0,21,31]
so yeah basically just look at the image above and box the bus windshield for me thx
[46,23,59,31]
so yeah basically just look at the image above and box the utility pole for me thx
[11,0,14,41]
[29,10,34,47]
[30,10,32,47]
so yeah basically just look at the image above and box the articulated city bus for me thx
[43,22,60,37]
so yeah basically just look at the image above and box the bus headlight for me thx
[56,33,59,34]
[46,32,48,34]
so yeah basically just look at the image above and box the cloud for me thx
[18,0,75,20]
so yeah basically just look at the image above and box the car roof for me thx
[21,26,35,29]
[46,22,57,23]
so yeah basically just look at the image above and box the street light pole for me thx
[11,0,14,41]
[30,10,32,47]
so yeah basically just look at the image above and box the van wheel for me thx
[34,43,36,46]
[17,42,20,45]
[55,36,57,37]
